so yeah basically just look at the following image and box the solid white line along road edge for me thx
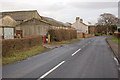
[113,57,119,66]
[72,48,81,56]
[37,61,65,80]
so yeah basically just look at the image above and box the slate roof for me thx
[0,10,65,27]
[0,10,41,21]
[16,18,52,26]
[0,16,17,27]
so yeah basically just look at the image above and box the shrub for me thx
[2,36,42,57]
[95,33,100,36]
[114,33,120,39]
[48,29,77,42]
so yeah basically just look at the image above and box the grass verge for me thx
[3,46,48,65]
[110,37,120,44]
[48,38,80,45]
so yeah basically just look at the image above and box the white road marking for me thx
[114,57,119,66]
[72,48,81,56]
[38,61,65,79]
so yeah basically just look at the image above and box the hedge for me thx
[2,36,42,57]
[48,29,77,42]
[114,33,120,39]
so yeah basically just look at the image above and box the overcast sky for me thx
[0,0,119,25]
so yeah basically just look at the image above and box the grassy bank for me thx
[110,37,120,44]
[3,46,48,65]
[3,38,80,65]
[48,38,80,45]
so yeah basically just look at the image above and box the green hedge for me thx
[2,36,42,57]
[48,29,77,42]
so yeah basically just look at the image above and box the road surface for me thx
[2,36,119,79]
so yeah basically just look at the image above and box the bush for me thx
[2,36,42,57]
[95,33,101,36]
[114,33,120,39]
[48,29,77,42]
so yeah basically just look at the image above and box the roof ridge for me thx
[16,17,51,26]
[1,10,37,13]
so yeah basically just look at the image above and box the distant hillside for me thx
[41,16,65,27]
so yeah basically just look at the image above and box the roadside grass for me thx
[110,37,120,44]
[3,38,80,65]
[48,38,80,45]
[3,46,48,65]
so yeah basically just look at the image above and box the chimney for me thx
[76,17,80,23]
[80,19,83,23]
[76,17,83,23]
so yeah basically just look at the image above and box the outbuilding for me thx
[0,16,17,39]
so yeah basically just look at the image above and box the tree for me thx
[97,13,118,34]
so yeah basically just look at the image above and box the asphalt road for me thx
[2,36,119,79]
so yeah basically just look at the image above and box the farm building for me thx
[0,10,74,39]
[16,18,51,37]
[0,10,53,38]
[0,16,17,39]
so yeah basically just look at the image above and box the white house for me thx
[72,17,88,33]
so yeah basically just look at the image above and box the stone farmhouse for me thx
[72,17,88,34]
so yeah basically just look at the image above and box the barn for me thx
[1,10,52,38]
[0,10,67,39]
[16,18,51,37]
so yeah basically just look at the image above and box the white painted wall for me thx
[72,17,88,33]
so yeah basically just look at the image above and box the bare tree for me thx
[97,13,118,34]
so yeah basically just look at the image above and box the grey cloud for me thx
[43,2,66,12]
[0,1,118,24]
[0,1,65,12]
[68,2,118,10]
[0,1,35,11]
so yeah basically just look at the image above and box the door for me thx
[16,30,23,38]
[4,28,14,39]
